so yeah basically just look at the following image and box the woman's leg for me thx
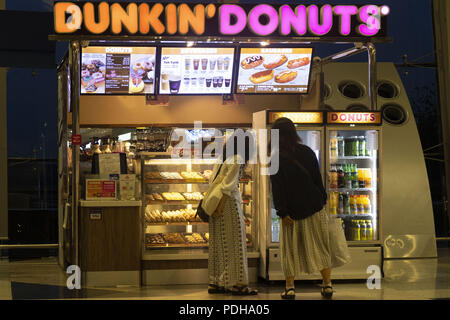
[286,276,295,289]
[320,268,332,285]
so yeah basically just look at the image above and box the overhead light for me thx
[260,41,270,46]
[186,41,195,47]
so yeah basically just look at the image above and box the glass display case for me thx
[326,128,380,243]
[141,154,256,252]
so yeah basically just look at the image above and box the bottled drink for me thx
[352,136,359,156]
[338,136,345,157]
[329,192,337,215]
[330,165,338,189]
[343,192,351,215]
[352,220,360,241]
[363,195,371,214]
[350,195,358,214]
[344,164,352,189]
[351,164,359,189]
[358,168,365,188]
[365,169,372,188]
[359,136,366,157]
[360,220,367,240]
[356,195,364,214]
[366,220,373,240]
[337,164,345,188]
[330,135,338,158]
[338,192,344,215]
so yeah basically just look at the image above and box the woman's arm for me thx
[219,156,241,197]
[213,194,229,217]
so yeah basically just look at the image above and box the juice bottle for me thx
[358,168,365,188]
[330,165,338,189]
[366,220,373,240]
[329,192,337,215]
[351,163,359,189]
[360,220,367,240]
[330,135,338,158]
[356,195,364,214]
[350,194,357,214]
[353,220,360,241]
[343,192,351,215]
[363,195,371,214]
[338,192,344,215]
[365,169,372,188]
[338,164,345,188]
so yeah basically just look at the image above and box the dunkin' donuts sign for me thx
[53,2,389,38]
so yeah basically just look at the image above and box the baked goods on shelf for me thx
[201,170,213,180]
[160,172,183,180]
[146,233,165,245]
[147,193,164,201]
[164,233,185,244]
[203,232,209,241]
[182,192,204,201]
[162,192,185,201]
[145,207,200,223]
[184,233,206,244]
[145,172,162,179]
[180,172,205,181]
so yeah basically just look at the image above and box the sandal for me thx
[208,284,227,294]
[231,285,258,296]
[321,286,333,299]
[281,288,295,300]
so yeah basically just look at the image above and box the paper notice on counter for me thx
[98,153,121,177]
[86,179,117,200]
[367,130,379,151]
[119,174,136,200]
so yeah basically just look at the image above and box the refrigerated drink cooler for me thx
[253,110,382,280]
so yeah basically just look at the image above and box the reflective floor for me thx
[1,247,449,300]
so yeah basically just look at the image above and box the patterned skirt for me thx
[208,196,248,288]
[280,207,332,277]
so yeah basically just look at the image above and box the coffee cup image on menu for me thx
[168,75,182,94]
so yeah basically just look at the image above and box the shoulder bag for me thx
[195,163,223,222]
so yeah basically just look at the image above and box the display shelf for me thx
[145,179,252,184]
[328,188,375,192]
[330,156,374,161]
[146,200,201,205]
[335,214,374,218]
[147,222,206,226]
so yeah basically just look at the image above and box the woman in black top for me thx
[270,117,333,299]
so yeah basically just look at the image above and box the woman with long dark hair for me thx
[270,117,333,299]
[207,131,257,295]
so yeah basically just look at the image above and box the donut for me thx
[144,61,153,71]
[81,70,90,77]
[263,55,288,69]
[250,69,274,84]
[241,55,264,69]
[133,62,143,71]
[287,57,310,69]
[92,72,103,79]
[274,70,298,83]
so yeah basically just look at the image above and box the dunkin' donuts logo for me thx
[54,2,389,38]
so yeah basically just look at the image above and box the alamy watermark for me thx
[66,265,81,290]
[366,265,382,290]
[170,121,280,175]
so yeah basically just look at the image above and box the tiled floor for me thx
[1,248,449,300]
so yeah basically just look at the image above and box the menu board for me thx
[237,48,313,94]
[159,47,235,95]
[81,46,156,95]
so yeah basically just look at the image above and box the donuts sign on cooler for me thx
[81,46,156,95]
[236,47,313,94]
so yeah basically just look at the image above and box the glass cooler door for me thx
[327,129,380,244]
[270,129,323,244]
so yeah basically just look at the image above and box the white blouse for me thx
[210,154,243,203]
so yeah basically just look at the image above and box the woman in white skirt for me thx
[207,133,257,296]
[270,117,333,299]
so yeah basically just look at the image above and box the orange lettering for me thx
[139,3,165,34]
[111,3,138,34]
[54,2,82,33]
[84,2,110,34]
[165,3,177,34]
[178,4,205,35]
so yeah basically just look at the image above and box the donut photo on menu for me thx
[81,57,106,94]
[129,55,155,94]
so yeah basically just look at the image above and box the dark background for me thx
[3,0,448,246]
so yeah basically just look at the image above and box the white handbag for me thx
[201,164,224,216]
[328,217,352,268]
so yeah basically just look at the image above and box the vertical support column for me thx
[366,42,378,111]
[432,0,450,231]
[69,41,81,266]
[0,0,8,241]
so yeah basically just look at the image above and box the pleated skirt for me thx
[280,207,332,277]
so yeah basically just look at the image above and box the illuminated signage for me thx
[326,112,382,124]
[54,2,389,38]
[268,112,324,124]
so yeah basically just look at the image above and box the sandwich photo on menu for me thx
[237,48,313,94]
[159,47,235,95]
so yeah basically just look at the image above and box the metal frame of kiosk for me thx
[52,2,393,286]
